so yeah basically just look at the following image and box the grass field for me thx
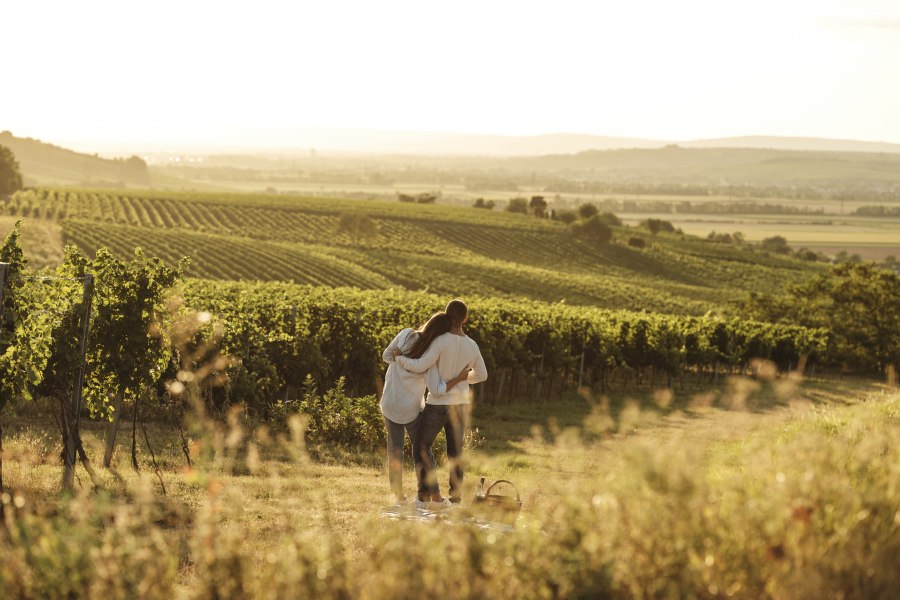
[3,376,897,598]
[619,213,900,260]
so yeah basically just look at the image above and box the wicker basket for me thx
[473,479,522,524]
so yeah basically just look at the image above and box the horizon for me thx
[7,126,900,158]
[3,0,900,152]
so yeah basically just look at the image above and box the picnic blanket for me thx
[380,503,517,532]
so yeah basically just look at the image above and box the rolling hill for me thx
[6,131,900,198]
[505,146,900,187]
[0,131,152,187]
[1,187,821,315]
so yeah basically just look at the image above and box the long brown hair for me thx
[403,312,451,359]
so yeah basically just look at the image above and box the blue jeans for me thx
[385,415,432,499]
[413,404,470,500]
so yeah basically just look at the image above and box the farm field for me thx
[3,377,897,598]
[0,187,824,315]
[64,168,898,260]
[154,176,898,215]
[619,213,900,260]
[205,179,900,261]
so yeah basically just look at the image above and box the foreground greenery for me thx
[2,378,897,599]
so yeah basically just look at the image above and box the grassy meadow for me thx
[3,375,897,598]
[619,212,900,261]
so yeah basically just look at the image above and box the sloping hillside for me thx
[1,187,822,315]
[0,131,150,187]
[505,146,900,186]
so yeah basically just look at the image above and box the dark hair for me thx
[445,299,468,327]
[404,312,452,359]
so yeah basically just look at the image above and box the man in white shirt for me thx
[396,299,488,505]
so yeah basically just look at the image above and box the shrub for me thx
[577,203,598,219]
[707,231,739,244]
[761,235,791,254]
[506,198,528,214]
[295,376,384,451]
[336,213,378,239]
[553,209,578,224]
[529,196,547,217]
[570,215,613,244]
[642,218,676,234]
[597,212,622,226]
[795,247,819,261]
[628,237,646,248]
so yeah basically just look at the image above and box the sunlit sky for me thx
[3,0,900,151]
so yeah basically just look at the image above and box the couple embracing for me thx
[380,299,488,508]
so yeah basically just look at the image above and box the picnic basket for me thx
[473,478,522,524]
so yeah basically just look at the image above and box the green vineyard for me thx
[181,279,828,408]
[0,218,828,413]
[2,187,820,314]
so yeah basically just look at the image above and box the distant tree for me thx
[597,212,622,227]
[795,248,819,261]
[506,197,528,214]
[124,155,148,173]
[707,231,734,244]
[0,145,23,196]
[529,196,547,218]
[761,235,791,254]
[570,215,613,244]
[473,198,495,210]
[337,213,378,240]
[577,203,598,219]
[553,209,578,225]
[642,218,676,235]
[397,193,416,203]
[416,193,437,204]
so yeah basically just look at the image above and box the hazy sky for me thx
[3,0,900,150]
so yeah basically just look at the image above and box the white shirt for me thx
[396,331,488,405]
[380,328,447,424]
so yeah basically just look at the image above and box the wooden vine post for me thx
[73,275,94,419]
[577,335,586,390]
[0,262,7,494]
[62,274,96,490]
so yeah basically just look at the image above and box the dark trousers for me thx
[384,415,433,498]
[413,403,470,500]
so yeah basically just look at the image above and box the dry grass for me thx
[2,375,898,598]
